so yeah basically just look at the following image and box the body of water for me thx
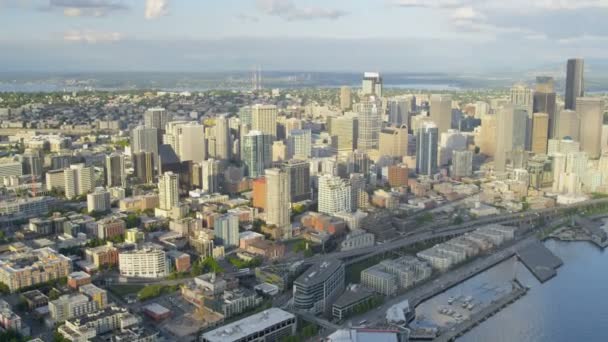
[420,240,608,342]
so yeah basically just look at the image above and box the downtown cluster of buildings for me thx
[0,57,605,341]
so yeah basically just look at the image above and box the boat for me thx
[447,296,455,305]
[467,303,475,310]
[464,296,473,302]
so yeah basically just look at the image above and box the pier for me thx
[516,241,563,283]
[433,279,528,342]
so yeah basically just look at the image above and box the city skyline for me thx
[1,0,608,72]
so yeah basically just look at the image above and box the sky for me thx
[1,0,608,72]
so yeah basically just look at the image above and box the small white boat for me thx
[447,296,455,305]
[467,303,475,310]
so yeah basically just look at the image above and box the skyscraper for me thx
[416,122,439,176]
[158,171,179,210]
[355,96,381,152]
[283,159,310,203]
[133,151,154,184]
[265,168,291,239]
[329,115,357,153]
[105,153,126,188]
[214,213,240,248]
[362,72,382,97]
[239,106,252,127]
[495,105,528,171]
[565,58,585,110]
[451,150,473,178]
[251,104,278,138]
[131,125,159,158]
[555,109,580,140]
[576,97,604,158]
[533,76,557,138]
[242,130,272,178]
[429,94,452,134]
[340,86,352,111]
[214,115,231,160]
[175,122,206,163]
[144,108,169,132]
[318,174,351,215]
[387,97,412,127]
[531,113,549,155]
[479,114,497,157]
[287,129,312,160]
[379,124,408,158]
[202,158,221,193]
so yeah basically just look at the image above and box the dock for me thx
[432,279,528,342]
[516,241,563,283]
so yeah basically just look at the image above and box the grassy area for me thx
[108,284,145,297]
[137,284,179,301]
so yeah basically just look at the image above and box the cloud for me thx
[256,0,348,21]
[237,13,260,23]
[47,0,129,17]
[390,0,466,9]
[63,29,124,43]
[145,0,168,19]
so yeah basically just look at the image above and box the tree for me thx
[125,213,141,228]
[0,282,10,294]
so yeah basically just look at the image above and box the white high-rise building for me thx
[252,104,278,138]
[87,188,111,213]
[214,213,240,248]
[318,174,351,215]
[355,96,381,152]
[288,129,312,160]
[118,245,169,278]
[46,163,95,199]
[362,72,382,97]
[202,158,221,193]
[265,168,291,239]
[131,125,158,157]
[144,108,169,131]
[158,171,179,210]
[176,122,206,163]
[215,115,231,160]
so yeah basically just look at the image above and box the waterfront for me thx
[457,240,608,342]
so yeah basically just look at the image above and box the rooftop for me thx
[201,308,294,342]
[294,258,343,286]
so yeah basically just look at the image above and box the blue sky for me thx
[1,0,608,72]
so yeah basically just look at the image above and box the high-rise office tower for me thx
[451,150,473,178]
[131,125,159,158]
[202,158,221,193]
[144,108,169,132]
[133,151,154,184]
[340,86,352,111]
[378,125,408,158]
[191,162,203,189]
[565,58,585,110]
[429,94,452,134]
[283,159,310,203]
[46,164,95,199]
[495,105,528,171]
[272,140,287,162]
[105,153,126,188]
[214,213,240,248]
[530,113,549,155]
[239,106,252,127]
[355,96,381,152]
[349,173,366,211]
[288,129,312,160]
[576,97,604,158]
[555,109,580,140]
[251,104,278,138]
[265,168,291,239]
[241,130,272,178]
[479,114,497,157]
[329,115,357,153]
[284,118,302,139]
[21,150,42,178]
[387,97,412,127]
[175,122,206,163]
[214,115,231,160]
[362,72,382,97]
[416,122,439,176]
[510,84,534,113]
[158,171,179,210]
[318,174,352,215]
[533,76,557,138]
[347,150,371,175]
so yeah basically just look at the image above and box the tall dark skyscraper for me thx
[565,58,584,110]
[416,122,439,176]
[533,76,557,138]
